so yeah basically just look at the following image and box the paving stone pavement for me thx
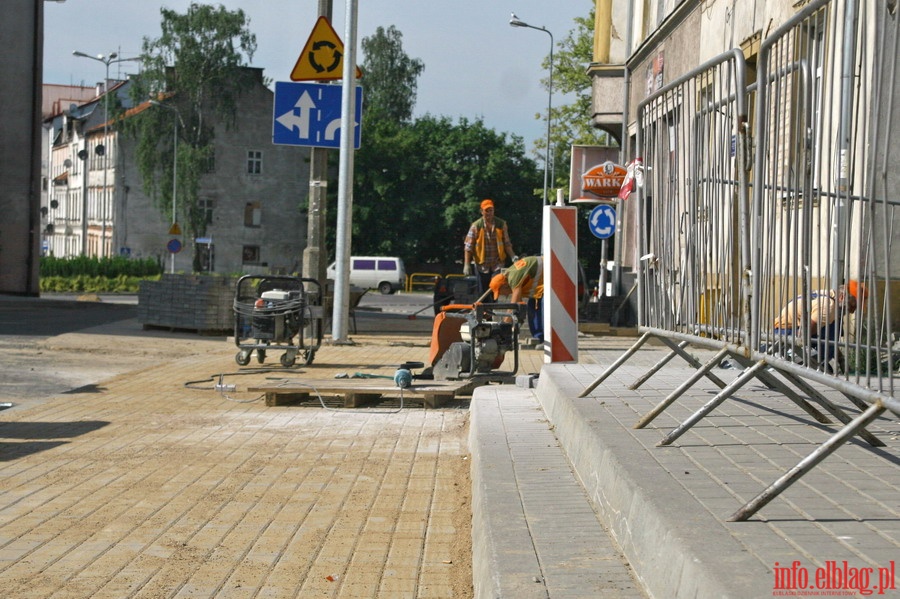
[470,386,646,599]
[0,341,482,598]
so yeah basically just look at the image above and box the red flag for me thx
[618,158,643,200]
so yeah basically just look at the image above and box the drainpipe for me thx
[593,0,612,63]
[612,0,636,305]
[833,0,859,285]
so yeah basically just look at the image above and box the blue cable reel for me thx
[394,361,424,388]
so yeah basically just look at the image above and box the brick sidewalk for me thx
[0,335,528,598]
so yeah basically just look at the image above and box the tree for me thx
[352,115,543,269]
[349,28,543,271]
[359,26,424,124]
[538,3,616,195]
[124,3,259,270]
[539,3,618,277]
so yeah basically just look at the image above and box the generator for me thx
[251,289,301,341]
[233,275,323,367]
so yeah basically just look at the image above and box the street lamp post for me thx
[150,100,181,274]
[510,13,554,206]
[72,50,140,257]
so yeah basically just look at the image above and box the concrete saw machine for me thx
[425,302,526,381]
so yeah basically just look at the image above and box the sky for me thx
[43,0,592,152]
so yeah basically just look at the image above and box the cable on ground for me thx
[184,366,418,413]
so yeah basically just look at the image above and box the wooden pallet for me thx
[248,377,482,409]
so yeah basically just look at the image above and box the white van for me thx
[326,256,406,294]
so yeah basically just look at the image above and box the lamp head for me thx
[509,13,527,27]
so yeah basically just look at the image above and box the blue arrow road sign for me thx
[273,81,362,149]
[589,204,616,239]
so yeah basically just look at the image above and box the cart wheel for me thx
[257,349,266,364]
[298,306,322,359]
[280,352,296,367]
[235,350,251,366]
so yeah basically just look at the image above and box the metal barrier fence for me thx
[580,0,899,520]
[406,272,441,293]
[405,272,469,293]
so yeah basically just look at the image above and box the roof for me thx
[42,84,98,119]
[81,80,136,135]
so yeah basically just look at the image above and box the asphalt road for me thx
[0,291,437,332]
[356,289,437,315]
[0,296,137,337]
[0,295,211,403]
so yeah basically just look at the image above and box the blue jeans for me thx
[527,297,543,342]
[772,321,843,372]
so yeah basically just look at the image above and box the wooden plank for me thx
[248,378,471,409]
[344,392,382,408]
[264,391,309,407]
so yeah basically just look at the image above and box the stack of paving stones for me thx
[137,274,235,333]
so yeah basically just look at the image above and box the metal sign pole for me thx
[331,0,358,343]
[301,0,333,288]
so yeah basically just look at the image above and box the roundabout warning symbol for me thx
[291,17,362,81]
[309,39,340,73]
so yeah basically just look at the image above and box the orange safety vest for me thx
[472,217,508,265]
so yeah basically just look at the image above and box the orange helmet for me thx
[847,279,869,303]
[490,272,508,299]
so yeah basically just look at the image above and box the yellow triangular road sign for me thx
[168,222,181,235]
[291,17,362,81]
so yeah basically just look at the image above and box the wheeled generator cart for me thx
[233,275,323,367]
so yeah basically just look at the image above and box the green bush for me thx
[40,255,163,278]
[39,256,163,293]
[39,274,161,294]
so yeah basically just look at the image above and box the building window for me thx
[247,150,262,175]
[204,148,216,173]
[244,201,262,227]
[242,245,260,264]
[199,197,214,225]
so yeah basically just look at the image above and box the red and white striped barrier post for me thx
[543,200,578,363]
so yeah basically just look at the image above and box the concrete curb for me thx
[470,388,547,599]
[470,385,646,599]
[534,364,757,598]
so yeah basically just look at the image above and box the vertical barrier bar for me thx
[729,402,887,521]
[544,203,579,363]
[581,0,899,521]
